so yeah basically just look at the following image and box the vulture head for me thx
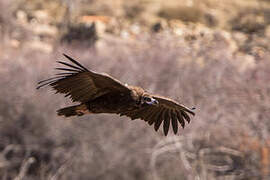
[141,94,159,106]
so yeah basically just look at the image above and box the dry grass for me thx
[0,32,269,179]
[0,0,270,179]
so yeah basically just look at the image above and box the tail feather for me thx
[57,105,83,117]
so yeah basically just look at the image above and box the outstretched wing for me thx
[37,54,131,103]
[119,95,195,136]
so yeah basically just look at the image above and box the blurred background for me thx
[0,0,270,179]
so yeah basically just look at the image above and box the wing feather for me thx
[148,108,162,126]
[163,109,170,136]
[63,53,89,71]
[154,109,166,131]
[37,80,58,89]
[144,107,157,122]
[55,72,75,76]
[176,110,185,128]
[181,111,191,123]
[55,67,81,72]
[171,110,178,134]
[119,94,195,135]
[57,61,83,71]
[154,95,195,115]
[37,54,130,103]
[141,107,156,121]
[37,76,66,84]
[130,108,149,120]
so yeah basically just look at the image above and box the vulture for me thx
[37,54,195,136]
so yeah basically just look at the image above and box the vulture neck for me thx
[129,86,145,102]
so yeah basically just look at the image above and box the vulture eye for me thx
[144,97,152,102]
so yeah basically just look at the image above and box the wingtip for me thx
[63,53,74,60]
[190,107,196,116]
[62,53,89,72]
[62,53,71,60]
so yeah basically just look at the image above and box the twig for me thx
[14,157,36,180]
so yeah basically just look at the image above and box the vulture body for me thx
[37,54,195,136]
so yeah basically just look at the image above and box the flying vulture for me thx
[37,54,195,136]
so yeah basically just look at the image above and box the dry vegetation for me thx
[0,0,270,179]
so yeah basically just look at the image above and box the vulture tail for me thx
[57,104,89,117]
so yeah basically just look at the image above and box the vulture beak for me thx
[152,98,159,106]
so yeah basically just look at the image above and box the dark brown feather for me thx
[163,109,170,136]
[57,61,83,71]
[140,107,155,121]
[144,107,157,122]
[120,94,195,135]
[148,108,162,125]
[55,67,81,72]
[130,108,148,120]
[171,110,178,134]
[38,54,130,103]
[176,110,185,129]
[63,53,89,71]
[154,109,166,131]
[181,111,191,123]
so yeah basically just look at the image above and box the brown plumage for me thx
[37,54,195,136]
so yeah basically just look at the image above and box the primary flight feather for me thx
[37,54,195,136]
